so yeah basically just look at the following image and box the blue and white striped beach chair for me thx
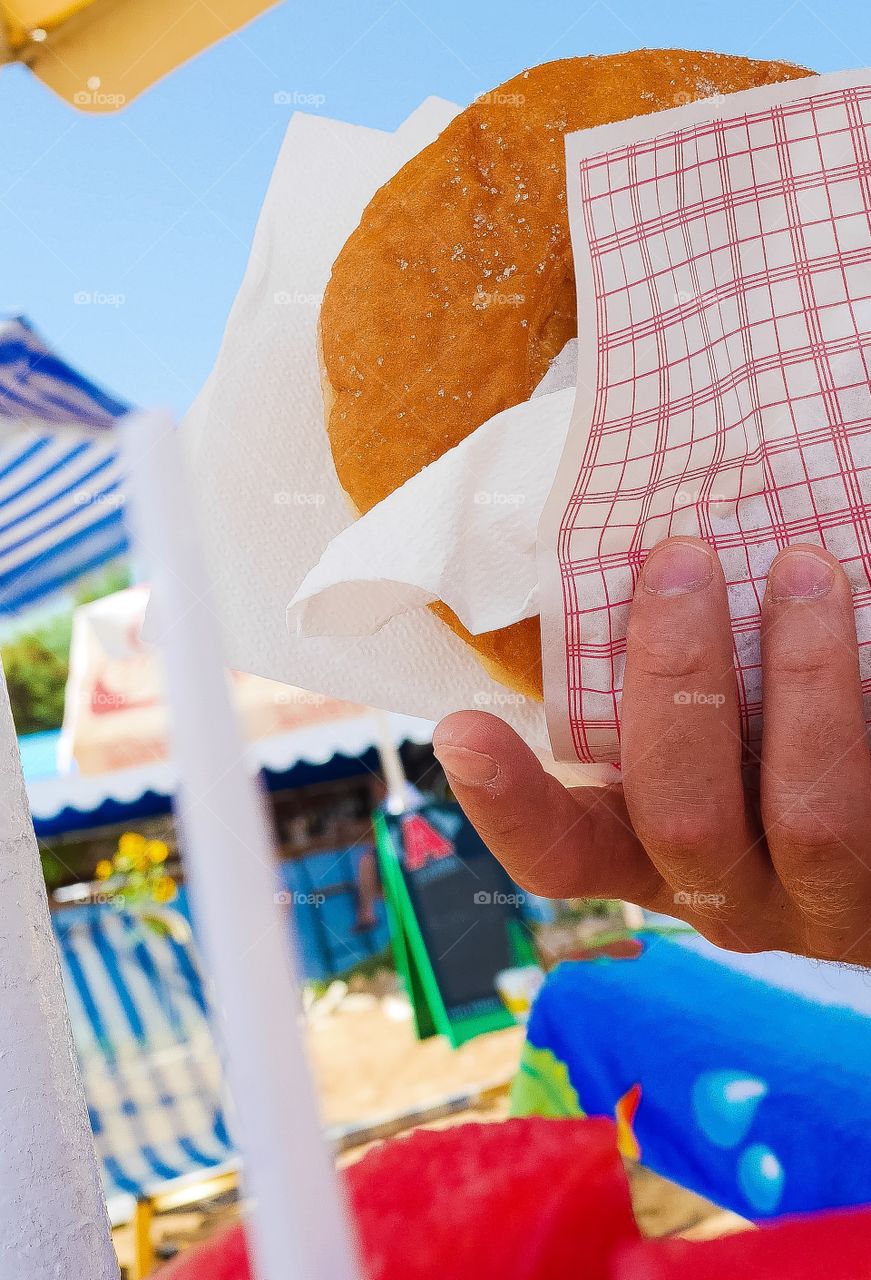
[49,849,394,1274]
[53,904,238,1274]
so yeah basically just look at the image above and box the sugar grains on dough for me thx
[319,50,812,698]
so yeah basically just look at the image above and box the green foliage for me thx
[40,849,68,891]
[305,948,395,998]
[1,559,131,734]
[1,632,68,734]
[511,1043,584,1120]
[73,561,131,608]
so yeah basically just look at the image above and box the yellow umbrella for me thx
[1,0,278,112]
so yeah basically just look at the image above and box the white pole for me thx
[372,709,412,813]
[121,411,359,1280]
[0,663,118,1278]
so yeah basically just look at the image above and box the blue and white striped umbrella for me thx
[0,316,130,613]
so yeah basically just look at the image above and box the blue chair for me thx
[53,904,238,1276]
[52,849,391,1275]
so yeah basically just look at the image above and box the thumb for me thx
[432,711,659,903]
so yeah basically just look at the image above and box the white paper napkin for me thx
[179,101,612,785]
[287,384,576,642]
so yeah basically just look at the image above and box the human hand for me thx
[433,538,871,964]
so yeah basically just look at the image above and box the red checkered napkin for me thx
[540,69,871,766]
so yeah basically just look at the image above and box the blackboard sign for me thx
[374,802,535,1046]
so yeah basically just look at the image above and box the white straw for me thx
[120,410,360,1280]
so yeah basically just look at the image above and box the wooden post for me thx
[0,661,118,1277]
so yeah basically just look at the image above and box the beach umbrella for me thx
[0,0,278,112]
[0,314,130,612]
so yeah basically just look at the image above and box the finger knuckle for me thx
[507,845,583,899]
[636,804,723,859]
[468,825,541,898]
[766,800,851,860]
[475,813,573,899]
[628,623,710,683]
[509,863,564,898]
[478,809,529,852]
[767,635,835,683]
[682,886,795,956]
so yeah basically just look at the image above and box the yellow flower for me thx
[95,859,113,881]
[153,876,177,904]
[146,840,169,865]
[118,832,147,859]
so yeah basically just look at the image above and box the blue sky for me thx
[0,0,867,416]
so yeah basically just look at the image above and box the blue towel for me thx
[518,935,871,1218]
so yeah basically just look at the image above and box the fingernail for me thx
[643,542,713,595]
[433,745,499,787]
[768,550,835,601]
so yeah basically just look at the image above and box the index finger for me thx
[621,537,773,932]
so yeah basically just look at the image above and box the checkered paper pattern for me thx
[540,71,871,766]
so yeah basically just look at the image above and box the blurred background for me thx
[2,3,870,1276]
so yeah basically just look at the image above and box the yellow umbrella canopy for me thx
[0,0,278,111]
